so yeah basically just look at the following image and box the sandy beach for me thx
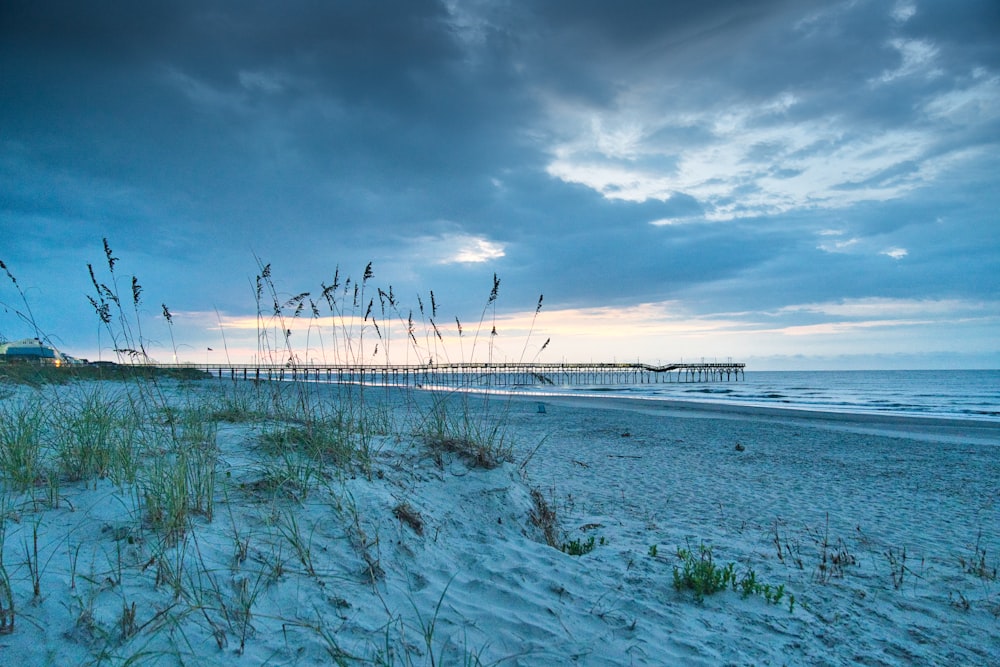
[0,379,997,665]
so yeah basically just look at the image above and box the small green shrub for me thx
[672,544,736,601]
[562,536,597,556]
[737,569,785,604]
[671,542,792,608]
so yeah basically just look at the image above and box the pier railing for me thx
[158,361,745,387]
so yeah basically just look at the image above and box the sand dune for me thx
[0,381,996,665]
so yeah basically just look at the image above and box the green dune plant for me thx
[248,449,322,501]
[0,396,49,492]
[561,535,601,556]
[277,510,317,577]
[206,382,269,423]
[261,418,353,467]
[143,438,217,543]
[672,542,791,609]
[672,544,736,602]
[0,258,46,353]
[53,386,134,484]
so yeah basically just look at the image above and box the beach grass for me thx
[1,244,548,663]
[0,396,48,491]
[418,392,514,469]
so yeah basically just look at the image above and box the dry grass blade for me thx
[393,502,424,536]
[530,489,559,548]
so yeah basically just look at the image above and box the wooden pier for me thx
[182,361,745,388]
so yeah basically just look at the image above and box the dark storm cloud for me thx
[2,1,459,81]
[500,0,829,99]
[1,1,534,280]
[3,2,494,184]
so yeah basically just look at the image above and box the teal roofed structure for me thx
[0,338,63,364]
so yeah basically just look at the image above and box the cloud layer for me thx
[1,0,997,367]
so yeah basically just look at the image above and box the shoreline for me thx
[222,378,1000,444]
[497,390,1000,446]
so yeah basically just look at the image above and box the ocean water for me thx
[522,370,1000,422]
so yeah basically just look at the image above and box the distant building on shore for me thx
[0,338,67,365]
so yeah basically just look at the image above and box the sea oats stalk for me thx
[252,259,305,367]
[0,511,14,635]
[23,517,41,598]
[162,303,178,363]
[320,266,360,365]
[0,259,44,341]
[84,240,197,461]
[0,559,12,635]
[304,297,324,365]
[416,293,431,363]
[469,273,500,364]
[519,294,546,362]
[316,262,377,366]
[423,290,450,366]
[87,238,149,364]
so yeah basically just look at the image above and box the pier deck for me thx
[181,361,745,387]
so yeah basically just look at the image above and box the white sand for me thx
[1,381,997,665]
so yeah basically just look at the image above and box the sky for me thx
[1,0,998,370]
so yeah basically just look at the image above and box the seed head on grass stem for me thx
[1,259,44,339]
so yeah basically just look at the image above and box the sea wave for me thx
[501,369,1000,423]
